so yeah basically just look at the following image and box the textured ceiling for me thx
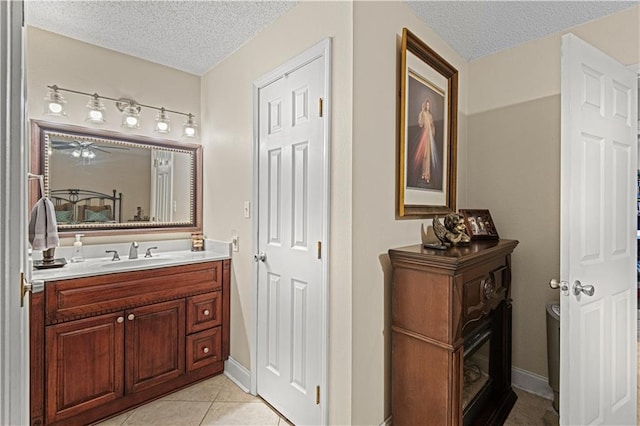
[25,1,638,75]
[25,0,297,75]
[407,1,638,61]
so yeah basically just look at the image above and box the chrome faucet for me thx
[106,250,120,261]
[129,241,139,259]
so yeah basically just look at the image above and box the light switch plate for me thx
[231,229,238,252]
[243,201,250,219]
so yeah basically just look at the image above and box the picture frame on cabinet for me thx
[397,27,459,218]
[459,209,499,240]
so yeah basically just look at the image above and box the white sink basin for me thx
[100,254,186,269]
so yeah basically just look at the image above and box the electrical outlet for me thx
[243,201,250,219]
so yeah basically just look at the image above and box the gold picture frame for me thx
[397,28,458,218]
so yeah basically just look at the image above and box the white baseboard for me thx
[224,356,251,393]
[511,366,554,400]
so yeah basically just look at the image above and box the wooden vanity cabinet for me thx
[30,260,230,426]
[389,240,518,426]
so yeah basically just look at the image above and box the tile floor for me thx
[96,373,559,426]
[94,374,286,426]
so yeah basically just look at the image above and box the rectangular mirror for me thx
[30,120,202,236]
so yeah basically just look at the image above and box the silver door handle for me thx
[573,280,595,297]
[253,252,266,262]
[549,279,569,296]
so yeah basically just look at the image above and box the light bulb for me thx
[154,108,171,134]
[86,95,106,124]
[72,150,81,158]
[126,116,138,127]
[44,86,67,117]
[48,103,63,114]
[182,114,197,138]
[120,101,141,129]
[88,151,96,159]
[81,149,90,158]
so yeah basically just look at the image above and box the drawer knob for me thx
[117,316,124,323]
[203,309,210,316]
[127,313,135,321]
[203,347,210,354]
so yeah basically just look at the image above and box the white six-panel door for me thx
[560,33,637,425]
[255,47,327,425]
[0,1,29,424]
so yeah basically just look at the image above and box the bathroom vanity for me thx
[389,239,518,426]
[29,251,230,426]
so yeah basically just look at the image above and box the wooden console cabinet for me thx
[30,260,230,426]
[389,240,518,426]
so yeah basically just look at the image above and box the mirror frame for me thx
[30,120,203,236]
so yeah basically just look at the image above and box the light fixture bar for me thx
[47,84,195,118]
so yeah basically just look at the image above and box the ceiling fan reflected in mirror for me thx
[50,139,129,161]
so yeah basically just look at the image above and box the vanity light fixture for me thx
[44,84,198,138]
[155,108,171,134]
[44,85,67,117]
[116,98,141,129]
[85,94,106,124]
[183,113,197,138]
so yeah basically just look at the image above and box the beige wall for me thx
[467,6,640,378]
[352,2,469,423]
[26,26,201,244]
[199,1,353,423]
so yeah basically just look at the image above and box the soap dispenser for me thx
[71,234,85,263]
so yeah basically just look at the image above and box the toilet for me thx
[546,302,560,413]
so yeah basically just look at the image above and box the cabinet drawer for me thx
[461,265,507,335]
[187,292,222,334]
[186,327,222,372]
[46,261,222,324]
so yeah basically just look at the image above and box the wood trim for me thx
[222,259,230,360]
[45,262,220,324]
[30,292,45,426]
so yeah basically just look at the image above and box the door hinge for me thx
[318,98,323,118]
[316,385,320,405]
[317,241,322,260]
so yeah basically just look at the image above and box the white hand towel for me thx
[28,197,59,251]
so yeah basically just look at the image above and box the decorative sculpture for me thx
[432,213,471,246]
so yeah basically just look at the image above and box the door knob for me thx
[549,279,569,296]
[253,252,267,262]
[573,280,595,297]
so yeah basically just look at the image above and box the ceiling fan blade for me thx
[95,144,130,150]
[53,146,76,150]
[92,147,111,153]
[52,141,79,147]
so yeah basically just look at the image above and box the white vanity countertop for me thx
[31,239,231,282]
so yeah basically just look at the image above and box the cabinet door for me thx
[125,299,185,394]
[46,312,125,423]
